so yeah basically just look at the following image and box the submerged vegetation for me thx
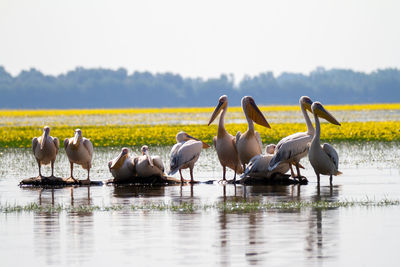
[1,198,399,214]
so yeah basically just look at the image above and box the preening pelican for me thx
[308,102,342,185]
[208,95,243,182]
[268,96,314,179]
[64,129,94,183]
[108,147,136,182]
[236,96,270,170]
[134,145,165,177]
[168,131,210,183]
[32,126,59,177]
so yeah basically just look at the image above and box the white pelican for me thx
[64,129,94,184]
[32,126,59,177]
[134,145,165,177]
[208,95,243,182]
[268,96,314,179]
[308,102,342,185]
[236,96,270,170]
[168,131,210,183]
[108,147,136,182]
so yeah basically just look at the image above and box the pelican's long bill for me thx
[110,149,128,170]
[186,133,210,148]
[40,132,47,150]
[73,130,80,145]
[208,100,226,126]
[314,104,341,126]
[144,150,154,166]
[246,99,271,128]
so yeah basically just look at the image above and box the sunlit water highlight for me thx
[1,143,400,266]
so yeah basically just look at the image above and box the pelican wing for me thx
[268,134,311,171]
[83,138,94,157]
[322,143,339,170]
[153,156,165,173]
[53,137,60,153]
[32,137,38,154]
[169,140,201,175]
[242,154,263,177]
[63,138,70,149]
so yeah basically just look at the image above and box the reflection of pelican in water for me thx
[168,131,210,183]
[108,147,136,182]
[308,102,342,186]
[134,145,165,177]
[64,129,93,184]
[32,126,59,177]
[208,95,243,182]
[236,96,271,172]
[268,96,314,180]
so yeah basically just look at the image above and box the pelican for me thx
[268,96,314,179]
[168,131,210,183]
[134,145,165,177]
[108,147,136,182]
[32,126,59,177]
[236,96,271,170]
[242,144,291,178]
[208,95,243,182]
[308,102,342,185]
[64,129,93,184]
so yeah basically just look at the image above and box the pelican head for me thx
[266,144,276,154]
[73,129,82,146]
[141,145,154,166]
[110,147,129,170]
[208,95,228,126]
[241,96,271,128]
[311,102,341,126]
[40,126,50,150]
[176,131,210,148]
[300,96,313,112]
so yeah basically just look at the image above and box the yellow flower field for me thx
[0,121,399,148]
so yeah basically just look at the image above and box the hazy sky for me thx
[0,0,399,79]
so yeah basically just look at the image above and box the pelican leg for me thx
[51,160,55,177]
[295,163,301,178]
[69,162,78,183]
[189,167,194,183]
[86,168,91,182]
[222,166,226,181]
[329,175,333,186]
[316,172,320,186]
[290,164,296,178]
[37,160,42,178]
[179,169,184,183]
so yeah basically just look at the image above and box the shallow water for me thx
[1,144,400,266]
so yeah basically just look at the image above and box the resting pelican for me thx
[236,96,271,170]
[308,102,342,185]
[242,144,292,178]
[134,145,165,177]
[32,126,59,177]
[168,131,210,183]
[268,96,314,179]
[64,129,93,184]
[208,95,243,182]
[108,147,136,182]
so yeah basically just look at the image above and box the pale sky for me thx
[0,0,399,79]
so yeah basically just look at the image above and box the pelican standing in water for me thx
[308,102,342,186]
[208,95,243,182]
[108,147,136,182]
[64,129,93,184]
[134,145,165,177]
[168,131,210,183]
[268,96,314,180]
[236,96,271,171]
[32,126,59,177]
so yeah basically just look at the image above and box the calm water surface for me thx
[1,144,400,266]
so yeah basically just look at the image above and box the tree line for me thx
[0,66,399,108]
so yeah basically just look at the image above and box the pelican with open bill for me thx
[208,95,243,182]
[308,101,342,186]
[236,96,271,172]
[168,131,210,183]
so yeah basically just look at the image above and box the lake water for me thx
[1,144,400,266]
